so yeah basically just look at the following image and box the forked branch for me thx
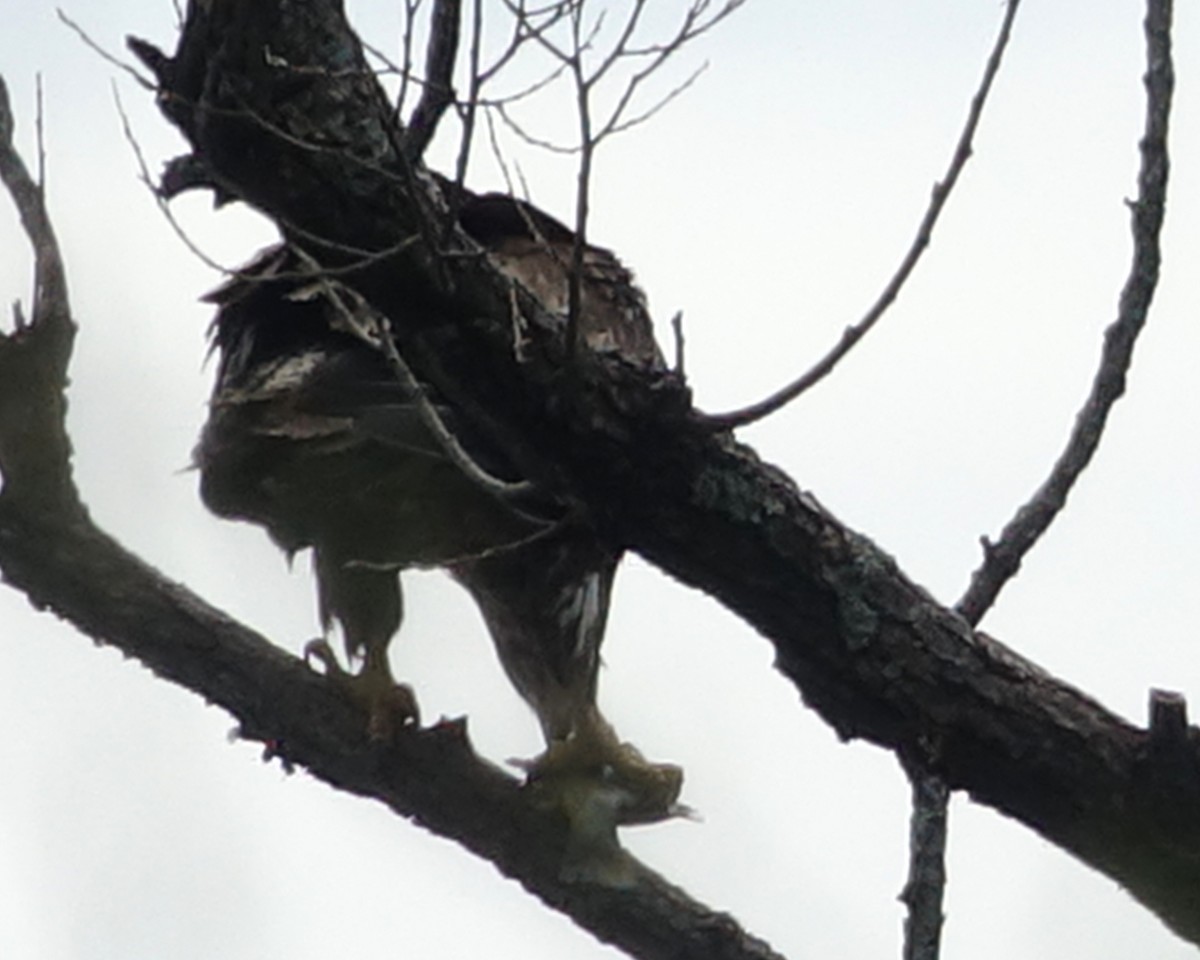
[0,75,78,515]
[898,5,1173,954]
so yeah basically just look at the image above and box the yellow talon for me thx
[303,637,419,738]
[515,714,685,885]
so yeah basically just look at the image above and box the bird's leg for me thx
[455,539,685,881]
[304,636,418,739]
[525,707,684,821]
[310,552,419,738]
[518,706,685,885]
[360,641,419,739]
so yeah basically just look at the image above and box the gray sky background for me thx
[2,2,1199,958]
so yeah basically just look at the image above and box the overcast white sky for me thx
[2,2,1199,958]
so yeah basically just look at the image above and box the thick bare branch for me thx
[0,511,787,960]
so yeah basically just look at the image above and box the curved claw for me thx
[302,638,419,739]
[303,637,348,677]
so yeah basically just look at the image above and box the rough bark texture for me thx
[2,0,1198,952]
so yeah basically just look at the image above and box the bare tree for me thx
[0,1,1192,958]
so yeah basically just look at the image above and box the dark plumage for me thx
[195,189,681,864]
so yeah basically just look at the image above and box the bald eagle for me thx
[195,187,682,867]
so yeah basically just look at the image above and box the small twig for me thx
[956,0,1173,625]
[403,0,462,161]
[671,309,685,377]
[362,35,416,81]
[704,0,1020,432]
[57,9,156,91]
[34,75,45,193]
[493,102,581,154]
[112,84,230,275]
[289,245,541,507]
[482,105,520,196]
[600,60,708,140]
[393,0,423,119]
[0,76,68,333]
[899,759,949,960]
[444,0,571,241]
[474,61,570,110]
[488,0,746,367]
[566,4,592,365]
[593,1,742,143]
[442,0,484,245]
[478,1,572,89]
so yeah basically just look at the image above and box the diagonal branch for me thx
[704,0,1021,431]
[0,513,787,960]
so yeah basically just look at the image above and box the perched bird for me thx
[195,187,682,872]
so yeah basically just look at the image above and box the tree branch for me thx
[704,0,1020,431]
[402,0,462,161]
[0,75,79,517]
[899,760,949,960]
[0,511,788,960]
[956,0,1173,624]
